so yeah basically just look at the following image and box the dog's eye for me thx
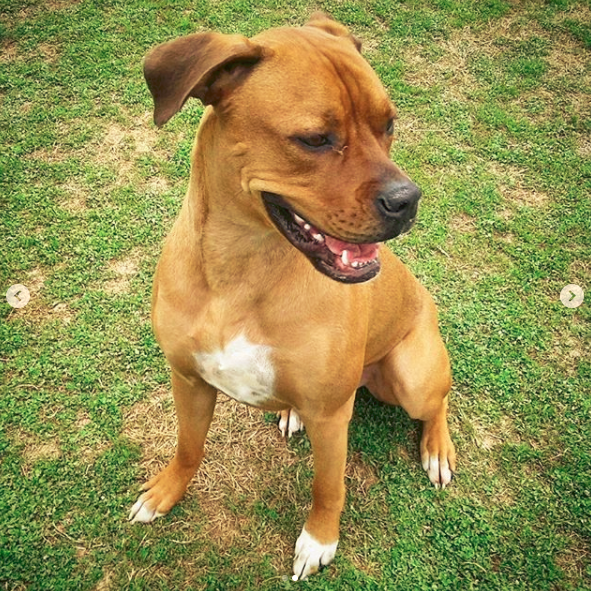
[386,118,395,136]
[297,134,331,149]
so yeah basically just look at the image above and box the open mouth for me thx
[262,192,381,284]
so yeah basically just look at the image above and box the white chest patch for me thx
[194,334,275,406]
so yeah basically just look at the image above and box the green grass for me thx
[1,0,590,589]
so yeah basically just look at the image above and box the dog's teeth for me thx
[341,250,350,266]
[293,214,305,225]
[303,223,311,231]
[313,233,324,243]
[351,261,359,268]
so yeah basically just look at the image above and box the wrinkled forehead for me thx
[240,27,395,129]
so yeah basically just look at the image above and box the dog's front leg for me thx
[292,395,355,581]
[129,371,217,522]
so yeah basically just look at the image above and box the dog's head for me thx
[144,13,420,284]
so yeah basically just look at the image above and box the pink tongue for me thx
[324,236,379,263]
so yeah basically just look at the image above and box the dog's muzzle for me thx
[375,179,421,237]
[262,192,382,284]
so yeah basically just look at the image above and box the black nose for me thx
[375,180,421,221]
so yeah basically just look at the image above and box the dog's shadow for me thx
[285,388,420,476]
[348,387,420,467]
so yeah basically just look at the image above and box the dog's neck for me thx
[178,112,303,294]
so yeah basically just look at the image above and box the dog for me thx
[129,13,456,581]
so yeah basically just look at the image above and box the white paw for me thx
[292,527,338,581]
[277,409,305,438]
[422,454,453,489]
[128,495,166,524]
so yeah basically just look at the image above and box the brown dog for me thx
[129,13,456,581]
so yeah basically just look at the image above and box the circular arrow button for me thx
[560,284,584,309]
[6,284,31,309]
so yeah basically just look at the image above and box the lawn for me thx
[1,0,590,589]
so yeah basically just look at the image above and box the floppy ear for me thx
[143,32,264,127]
[305,12,362,52]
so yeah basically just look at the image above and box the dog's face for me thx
[144,15,420,283]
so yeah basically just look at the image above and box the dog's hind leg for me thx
[129,372,217,522]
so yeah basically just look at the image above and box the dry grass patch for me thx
[400,20,515,99]
[482,13,547,46]
[546,38,589,78]
[555,533,591,589]
[0,40,18,62]
[565,91,591,118]
[97,115,162,161]
[402,44,481,101]
[25,268,45,294]
[346,452,379,496]
[469,416,521,452]
[16,300,75,325]
[15,431,62,476]
[514,88,589,124]
[92,569,113,591]
[551,3,591,29]
[197,495,251,552]
[511,88,555,123]
[545,333,586,377]
[123,386,303,492]
[58,181,88,214]
[358,35,380,58]
[446,248,514,282]
[37,42,59,63]
[449,212,476,234]
[123,385,174,475]
[501,185,549,208]
[26,146,70,163]
[497,231,516,245]
[7,0,81,23]
[488,162,549,207]
[394,113,426,146]
[568,258,591,286]
[104,250,143,294]
[47,302,75,324]
[90,114,166,188]
[123,388,304,570]
[193,399,304,506]
[577,135,591,158]
[147,176,171,194]
[403,13,590,126]
[124,383,392,574]
[46,0,81,9]
[23,439,61,463]
[75,412,111,463]
[449,415,520,506]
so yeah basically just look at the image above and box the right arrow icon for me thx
[561,284,584,309]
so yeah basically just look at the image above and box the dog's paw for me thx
[128,463,193,523]
[277,409,304,438]
[128,493,167,523]
[422,453,453,489]
[420,422,456,489]
[292,527,338,581]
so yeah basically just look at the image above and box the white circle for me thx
[6,284,31,309]
[560,284,584,309]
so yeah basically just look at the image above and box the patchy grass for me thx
[1,0,590,590]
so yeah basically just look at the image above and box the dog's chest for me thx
[194,334,275,406]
